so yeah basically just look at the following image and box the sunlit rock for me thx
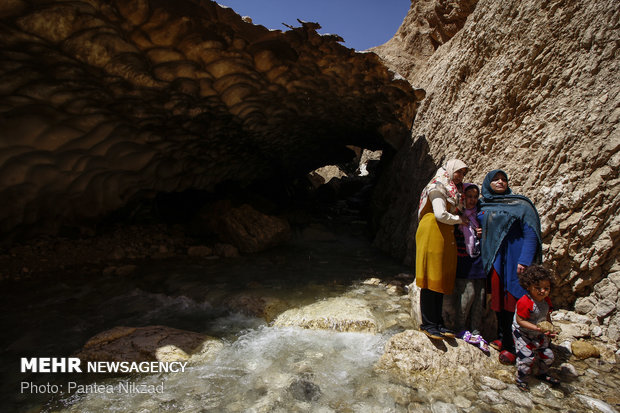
[75,325,222,363]
[375,329,496,390]
[273,296,382,333]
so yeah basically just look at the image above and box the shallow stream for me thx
[2,227,619,413]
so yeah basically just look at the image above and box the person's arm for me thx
[429,190,463,225]
[516,313,542,332]
[515,297,541,332]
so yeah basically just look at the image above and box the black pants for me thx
[420,288,445,329]
[497,310,516,354]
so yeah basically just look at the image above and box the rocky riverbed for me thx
[2,220,619,413]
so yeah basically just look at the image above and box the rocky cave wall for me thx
[372,0,619,309]
[0,0,422,241]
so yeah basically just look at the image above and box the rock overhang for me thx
[0,0,423,239]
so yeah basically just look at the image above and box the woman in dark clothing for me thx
[479,170,542,364]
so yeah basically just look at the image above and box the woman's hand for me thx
[475,227,482,237]
[517,264,527,274]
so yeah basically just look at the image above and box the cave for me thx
[0,0,424,273]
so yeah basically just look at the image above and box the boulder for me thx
[375,329,497,390]
[75,325,223,363]
[273,297,382,333]
[200,201,291,253]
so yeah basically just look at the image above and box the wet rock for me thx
[572,340,601,360]
[273,296,382,333]
[227,294,289,322]
[75,325,221,363]
[288,378,321,402]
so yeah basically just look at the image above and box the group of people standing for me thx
[415,159,559,391]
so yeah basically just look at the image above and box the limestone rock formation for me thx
[75,325,223,363]
[372,0,478,81]
[273,296,382,333]
[196,201,291,253]
[375,329,497,391]
[372,0,619,310]
[0,0,422,240]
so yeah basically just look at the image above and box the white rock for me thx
[576,394,619,413]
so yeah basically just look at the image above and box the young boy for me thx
[512,265,560,391]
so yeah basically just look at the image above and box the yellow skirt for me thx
[415,212,457,294]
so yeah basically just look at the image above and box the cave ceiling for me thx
[0,0,422,238]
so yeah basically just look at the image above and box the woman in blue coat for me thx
[479,169,542,364]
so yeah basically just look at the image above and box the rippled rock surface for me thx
[372,0,620,311]
[0,0,421,240]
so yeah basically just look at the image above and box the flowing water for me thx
[1,225,414,413]
[2,225,619,413]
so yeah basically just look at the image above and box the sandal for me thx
[421,327,444,340]
[535,374,560,386]
[516,380,530,392]
[438,325,456,338]
[499,350,516,365]
[473,334,489,352]
[489,339,502,351]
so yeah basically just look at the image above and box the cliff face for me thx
[372,0,619,308]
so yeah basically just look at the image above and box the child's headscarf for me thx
[418,159,467,220]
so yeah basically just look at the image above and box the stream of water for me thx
[2,226,619,413]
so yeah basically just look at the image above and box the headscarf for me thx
[479,169,542,274]
[418,159,467,220]
[460,183,480,257]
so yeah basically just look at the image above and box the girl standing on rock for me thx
[479,169,542,364]
[416,159,468,340]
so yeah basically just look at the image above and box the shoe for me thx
[438,326,456,338]
[535,374,560,386]
[516,380,530,392]
[473,334,490,352]
[421,327,444,340]
[499,350,516,365]
[489,339,502,351]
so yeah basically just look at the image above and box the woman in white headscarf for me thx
[416,158,468,340]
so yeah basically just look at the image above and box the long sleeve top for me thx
[429,189,463,225]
